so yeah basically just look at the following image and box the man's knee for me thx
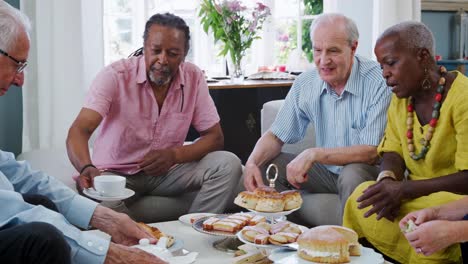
[22,222,71,264]
[338,163,378,189]
[205,151,242,178]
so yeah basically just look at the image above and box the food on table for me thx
[233,187,303,212]
[282,190,303,210]
[240,221,303,246]
[297,225,360,263]
[137,222,175,248]
[232,245,272,264]
[201,213,266,234]
[255,194,285,212]
[234,191,259,209]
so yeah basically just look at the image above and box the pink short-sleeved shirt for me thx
[84,56,220,174]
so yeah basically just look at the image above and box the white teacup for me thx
[94,175,126,197]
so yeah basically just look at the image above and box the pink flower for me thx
[225,0,246,13]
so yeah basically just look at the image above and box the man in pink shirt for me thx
[66,13,242,221]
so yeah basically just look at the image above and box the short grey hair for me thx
[310,13,359,46]
[0,1,31,53]
[378,21,435,57]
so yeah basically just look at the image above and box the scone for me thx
[281,190,303,210]
[254,186,279,197]
[234,191,259,209]
[255,194,285,212]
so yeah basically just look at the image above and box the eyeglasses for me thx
[0,48,27,73]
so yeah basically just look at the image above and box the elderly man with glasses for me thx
[0,2,166,264]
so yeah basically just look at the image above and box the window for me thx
[103,0,322,75]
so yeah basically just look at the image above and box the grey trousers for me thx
[119,151,242,221]
[263,153,378,226]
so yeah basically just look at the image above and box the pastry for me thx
[281,190,303,210]
[268,233,289,245]
[233,187,303,212]
[137,222,175,248]
[249,215,266,225]
[255,194,285,212]
[213,220,240,233]
[297,225,360,263]
[254,234,270,245]
[234,191,259,209]
[202,217,219,230]
[253,186,279,197]
[270,221,290,234]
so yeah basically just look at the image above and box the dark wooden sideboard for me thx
[187,80,294,163]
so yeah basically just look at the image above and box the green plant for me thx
[198,0,271,68]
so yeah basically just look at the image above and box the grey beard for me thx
[149,72,171,88]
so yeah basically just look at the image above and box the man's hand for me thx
[91,206,157,246]
[104,243,167,264]
[357,179,404,221]
[403,220,456,256]
[78,166,101,189]
[138,149,176,176]
[243,163,266,191]
[286,149,315,189]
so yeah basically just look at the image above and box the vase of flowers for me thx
[199,0,271,83]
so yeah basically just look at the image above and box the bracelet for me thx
[377,170,397,182]
[80,164,97,174]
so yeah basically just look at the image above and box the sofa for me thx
[261,100,341,226]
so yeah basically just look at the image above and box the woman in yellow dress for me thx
[343,21,468,263]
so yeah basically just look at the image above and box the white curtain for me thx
[324,0,420,59]
[20,0,104,152]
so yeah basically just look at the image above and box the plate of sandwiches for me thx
[234,187,303,217]
[136,222,184,252]
[268,225,384,264]
[193,213,268,237]
[237,221,305,249]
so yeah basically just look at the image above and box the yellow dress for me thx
[344,72,468,264]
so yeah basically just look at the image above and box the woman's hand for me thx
[404,220,457,256]
[357,179,404,221]
[399,207,439,231]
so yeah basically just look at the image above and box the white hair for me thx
[0,0,31,53]
[378,21,435,57]
[310,13,359,46]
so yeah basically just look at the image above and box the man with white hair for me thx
[243,13,392,226]
[0,1,165,263]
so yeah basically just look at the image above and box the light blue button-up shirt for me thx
[0,150,110,263]
[271,55,392,174]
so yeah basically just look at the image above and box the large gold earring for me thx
[421,67,431,90]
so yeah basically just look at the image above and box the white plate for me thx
[236,230,298,249]
[178,213,216,226]
[247,207,300,218]
[269,246,385,264]
[236,222,307,249]
[83,188,135,201]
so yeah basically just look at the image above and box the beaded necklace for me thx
[406,66,447,160]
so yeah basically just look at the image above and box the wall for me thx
[0,0,22,156]
[422,11,454,60]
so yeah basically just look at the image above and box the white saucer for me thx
[83,188,135,201]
